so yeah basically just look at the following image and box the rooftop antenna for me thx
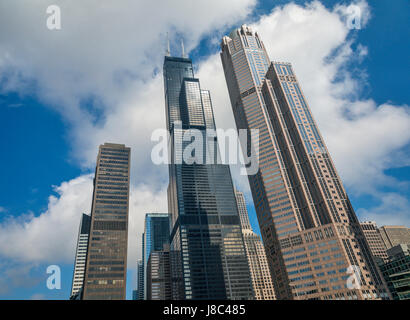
[181,38,187,58]
[166,32,170,56]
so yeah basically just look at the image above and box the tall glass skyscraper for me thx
[164,55,253,300]
[221,25,390,300]
[82,143,131,300]
[142,213,170,299]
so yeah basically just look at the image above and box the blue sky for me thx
[0,0,409,299]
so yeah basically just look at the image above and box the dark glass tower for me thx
[164,55,253,300]
[82,143,131,300]
[142,213,170,299]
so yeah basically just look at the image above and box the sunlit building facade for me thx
[361,221,389,263]
[143,213,170,299]
[221,25,390,300]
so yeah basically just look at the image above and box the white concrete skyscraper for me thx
[235,189,276,300]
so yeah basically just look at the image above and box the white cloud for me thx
[0,0,256,287]
[0,262,45,296]
[0,174,93,263]
[127,184,168,288]
[72,75,169,184]
[357,193,410,227]
[127,183,168,266]
[0,174,167,268]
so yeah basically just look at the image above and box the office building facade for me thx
[221,25,390,300]
[70,213,91,298]
[360,221,389,263]
[143,213,170,299]
[82,143,131,300]
[235,189,276,299]
[146,244,172,300]
[164,54,253,299]
[379,226,410,249]
[137,259,144,300]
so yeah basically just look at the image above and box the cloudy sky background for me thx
[0,0,409,299]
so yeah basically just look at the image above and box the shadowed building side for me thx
[164,54,253,300]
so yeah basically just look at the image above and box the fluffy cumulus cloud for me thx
[0,174,166,265]
[0,0,255,173]
[0,175,93,263]
[0,0,409,297]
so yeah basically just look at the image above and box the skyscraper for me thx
[235,189,276,300]
[70,213,91,299]
[137,259,144,299]
[360,221,389,263]
[82,143,131,300]
[164,54,253,300]
[132,259,144,300]
[379,244,410,300]
[139,233,145,299]
[146,244,172,300]
[142,213,170,299]
[221,25,390,300]
[379,225,410,249]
